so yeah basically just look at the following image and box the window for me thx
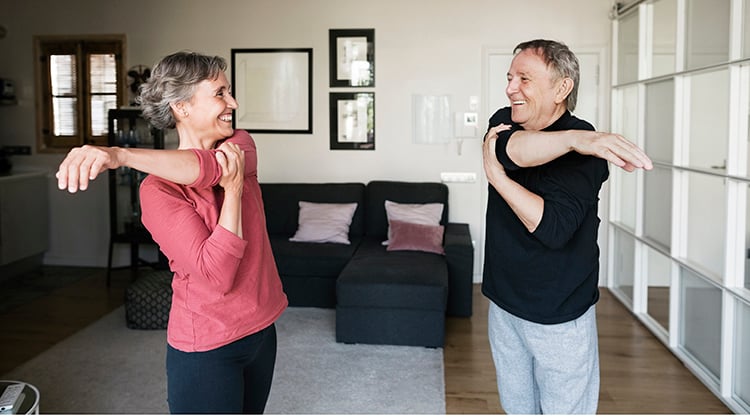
[34,36,125,152]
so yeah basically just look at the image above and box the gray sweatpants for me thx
[488,302,600,414]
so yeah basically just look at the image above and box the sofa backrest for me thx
[365,180,449,238]
[260,183,367,237]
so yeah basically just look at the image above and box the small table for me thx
[0,381,40,414]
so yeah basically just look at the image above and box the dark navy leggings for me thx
[165,324,277,414]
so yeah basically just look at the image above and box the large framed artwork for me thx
[329,92,375,150]
[231,48,312,134]
[329,29,374,87]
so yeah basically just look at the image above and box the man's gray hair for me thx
[514,39,580,112]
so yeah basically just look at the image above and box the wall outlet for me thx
[2,145,31,155]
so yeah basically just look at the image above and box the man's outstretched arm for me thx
[485,125,653,172]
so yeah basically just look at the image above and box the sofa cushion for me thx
[337,238,448,311]
[269,235,362,278]
[260,183,366,237]
[290,201,358,244]
[383,200,444,244]
[365,181,448,239]
[387,219,445,255]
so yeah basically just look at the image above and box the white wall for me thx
[0,0,613,281]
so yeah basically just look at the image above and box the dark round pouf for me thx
[125,270,173,330]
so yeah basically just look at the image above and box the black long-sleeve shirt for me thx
[482,107,609,324]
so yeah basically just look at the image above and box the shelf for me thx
[107,108,165,285]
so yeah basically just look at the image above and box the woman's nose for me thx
[226,93,238,109]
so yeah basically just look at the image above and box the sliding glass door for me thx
[609,0,750,413]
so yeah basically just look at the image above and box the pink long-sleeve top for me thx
[139,129,287,352]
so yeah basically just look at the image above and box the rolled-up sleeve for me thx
[532,156,608,249]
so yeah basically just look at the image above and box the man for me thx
[482,39,652,414]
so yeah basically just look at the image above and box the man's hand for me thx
[573,132,653,172]
[56,145,122,193]
[483,124,512,185]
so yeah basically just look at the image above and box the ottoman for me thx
[335,239,449,348]
[125,269,173,330]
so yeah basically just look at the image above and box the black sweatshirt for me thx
[482,107,609,325]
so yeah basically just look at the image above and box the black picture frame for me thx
[230,48,313,134]
[329,29,375,88]
[329,92,375,150]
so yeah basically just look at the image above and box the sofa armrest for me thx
[444,223,474,317]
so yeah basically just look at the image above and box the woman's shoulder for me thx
[226,129,256,148]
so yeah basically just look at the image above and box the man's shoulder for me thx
[488,107,512,124]
[563,112,595,131]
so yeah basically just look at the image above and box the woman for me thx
[56,51,288,414]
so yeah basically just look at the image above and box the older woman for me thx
[56,51,288,414]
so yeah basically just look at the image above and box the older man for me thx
[482,39,652,414]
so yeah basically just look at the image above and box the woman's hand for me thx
[56,145,122,193]
[215,141,245,238]
[216,141,245,194]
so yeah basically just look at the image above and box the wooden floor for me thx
[444,285,733,414]
[0,270,734,414]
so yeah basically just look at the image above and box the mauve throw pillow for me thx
[386,219,445,255]
[289,201,358,244]
[383,200,444,245]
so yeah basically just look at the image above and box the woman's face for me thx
[182,72,237,143]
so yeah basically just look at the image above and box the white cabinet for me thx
[0,171,49,267]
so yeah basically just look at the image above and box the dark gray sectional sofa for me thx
[260,180,474,348]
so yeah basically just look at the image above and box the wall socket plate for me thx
[440,172,477,183]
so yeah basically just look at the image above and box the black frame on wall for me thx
[329,92,375,150]
[329,29,375,88]
[231,48,313,134]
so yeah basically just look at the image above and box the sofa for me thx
[260,180,474,347]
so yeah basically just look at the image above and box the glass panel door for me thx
[686,0,731,69]
[618,10,640,84]
[613,228,636,304]
[680,267,722,380]
[652,0,677,77]
[688,69,729,173]
[686,172,726,280]
[646,246,671,330]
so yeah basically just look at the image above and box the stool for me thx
[335,240,448,347]
[125,269,173,330]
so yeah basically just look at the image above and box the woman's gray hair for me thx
[514,39,580,112]
[137,51,227,129]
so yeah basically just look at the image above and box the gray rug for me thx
[2,306,445,414]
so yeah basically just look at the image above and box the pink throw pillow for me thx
[289,201,358,244]
[386,219,445,255]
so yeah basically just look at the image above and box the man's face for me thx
[505,48,567,131]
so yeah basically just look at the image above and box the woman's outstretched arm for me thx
[56,145,200,193]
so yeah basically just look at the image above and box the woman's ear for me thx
[170,102,189,119]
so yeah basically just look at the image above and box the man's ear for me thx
[555,78,574,103]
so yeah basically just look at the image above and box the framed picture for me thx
[330,92,375,150]
[329,29,374,87]
[231,48,312,134]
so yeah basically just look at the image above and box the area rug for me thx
[2,306,445,414]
